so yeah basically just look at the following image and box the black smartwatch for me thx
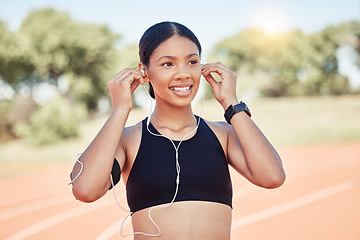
[224,101,251,124]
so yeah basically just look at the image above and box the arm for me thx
[201,63,285,189]
[70,68,146,202]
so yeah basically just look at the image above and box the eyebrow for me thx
[156,53,199,62]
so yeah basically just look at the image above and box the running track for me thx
[1,142,359,240]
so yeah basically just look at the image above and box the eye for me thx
[188,60,198,65]
[162,62,173,67]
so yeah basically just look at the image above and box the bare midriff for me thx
[131,201,232,240]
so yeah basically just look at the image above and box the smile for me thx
[169,86,192,93]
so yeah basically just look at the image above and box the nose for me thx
[174,64,191,80]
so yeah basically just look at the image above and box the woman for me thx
[70,21,285,240]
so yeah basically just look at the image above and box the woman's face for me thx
[145,36,201,107]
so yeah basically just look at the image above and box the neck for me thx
[150,102,196,131]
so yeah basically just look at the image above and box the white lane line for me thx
[0,184,65,207]
[0,194,72,221]
[94,218,130,240]
[233,185,257,199]
[4,199,115,240]
[232,180,355,229]
[97,180,356,239]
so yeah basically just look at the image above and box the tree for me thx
[208,25,354,97]
[338,21,360,75]
[0,21,34,87]
[0,8,123,143]
[208,29,308,96]
[19,8,120,110]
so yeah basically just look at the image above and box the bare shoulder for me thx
[116,120,143,174]
[203,119,232,137]
[202,119,232,156]
[121,121,143,149]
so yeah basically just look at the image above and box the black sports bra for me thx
[112,117,232,213]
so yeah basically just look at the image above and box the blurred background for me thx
[0,0,360,239]
[1,0,360,146]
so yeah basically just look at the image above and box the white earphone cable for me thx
[68,153,83,185]
[124,80,205,237]
[70,78,206,238]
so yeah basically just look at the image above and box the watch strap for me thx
[224,101,251,124]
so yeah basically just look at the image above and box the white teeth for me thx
[171,86,190,92]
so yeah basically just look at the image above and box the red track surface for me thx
[1,142,359,240]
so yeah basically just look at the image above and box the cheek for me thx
[191,68,202,81]
[148,71,169,84]
[147,71,170,92]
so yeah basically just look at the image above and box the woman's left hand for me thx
[201,62,238,109]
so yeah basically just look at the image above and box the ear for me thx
[138,62,149,83]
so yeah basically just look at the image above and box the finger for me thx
[201,62,226,70]
[108,69,129,86]
[110,72,145,90]
[112,68,133,81]
[111,68,144,83]
[202,72,218,87]
[202,62,231,71]
[124,70,144,83]
[205,62,227,69]
[202,64,228,77]
[130,79,141,93]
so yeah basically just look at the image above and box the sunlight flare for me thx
[249,5,295,35]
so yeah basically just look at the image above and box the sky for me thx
[1,0,360,56]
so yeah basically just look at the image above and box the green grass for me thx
[249,95,360,147]
[195,95,360,147]
[0,95,359,170]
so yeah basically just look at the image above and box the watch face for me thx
[233,102,251,117]
[234,104,243,112]
[239,102,251,117]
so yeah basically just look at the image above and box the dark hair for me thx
[139,21,202,99]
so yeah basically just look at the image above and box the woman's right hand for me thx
[107,68,146,111]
